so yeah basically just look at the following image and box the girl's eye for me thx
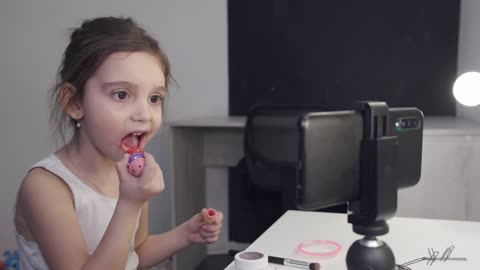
[150,94,163,104]
[113,90,128,100]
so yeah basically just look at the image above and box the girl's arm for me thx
[134,203,191,268]
[21,153,163,270]
[20,168,140,270]
[135,204,223,268]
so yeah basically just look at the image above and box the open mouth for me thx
[121,132,146,152]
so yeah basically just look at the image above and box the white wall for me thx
[457,0,480,121]
[0,0,227,251]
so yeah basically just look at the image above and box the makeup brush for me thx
[269,255,321,270]
[228,250,321,270]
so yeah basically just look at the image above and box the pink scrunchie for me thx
[297,240,342,257]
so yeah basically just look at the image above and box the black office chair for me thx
[230,104,349,245]
[243,104,330,210]
[198,105,331,270]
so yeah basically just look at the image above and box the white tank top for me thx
[16,154,140,270]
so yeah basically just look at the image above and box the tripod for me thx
[346,102,399,270]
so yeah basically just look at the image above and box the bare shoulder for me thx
[15,167,73,240]
[18,167,73,208]
[17,167,91,269]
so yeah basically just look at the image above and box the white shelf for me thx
[168,116,480,135]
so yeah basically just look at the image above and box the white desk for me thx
[168,116,480,270]
[225,210,480,270]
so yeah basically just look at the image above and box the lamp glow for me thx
[453,72,480,107]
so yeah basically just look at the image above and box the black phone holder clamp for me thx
[346,101,399,270]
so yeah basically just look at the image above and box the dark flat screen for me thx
[228,1,460,116]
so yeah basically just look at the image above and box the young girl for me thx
[14,16,223,270]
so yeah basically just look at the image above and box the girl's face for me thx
[77,51,166,160]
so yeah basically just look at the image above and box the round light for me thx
[453,72,480,107]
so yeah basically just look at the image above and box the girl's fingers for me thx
[201,230,220,238]
[115,154,130,180]
[202,223,222,233]
[203,236,219,244]
[215,211,224,224]
[141,152,157,168]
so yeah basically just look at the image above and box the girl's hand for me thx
[185,208,223,244]
[115,151,165,207]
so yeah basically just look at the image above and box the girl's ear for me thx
[60,83,84,121]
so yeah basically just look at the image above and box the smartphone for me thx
[297,108,423,210]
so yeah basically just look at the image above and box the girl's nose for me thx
[131,101,152,122]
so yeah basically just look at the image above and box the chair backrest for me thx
[244,104,328,194]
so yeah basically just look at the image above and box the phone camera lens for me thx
[412,119,417,127]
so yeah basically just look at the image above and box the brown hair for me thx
[49,16,172,144]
